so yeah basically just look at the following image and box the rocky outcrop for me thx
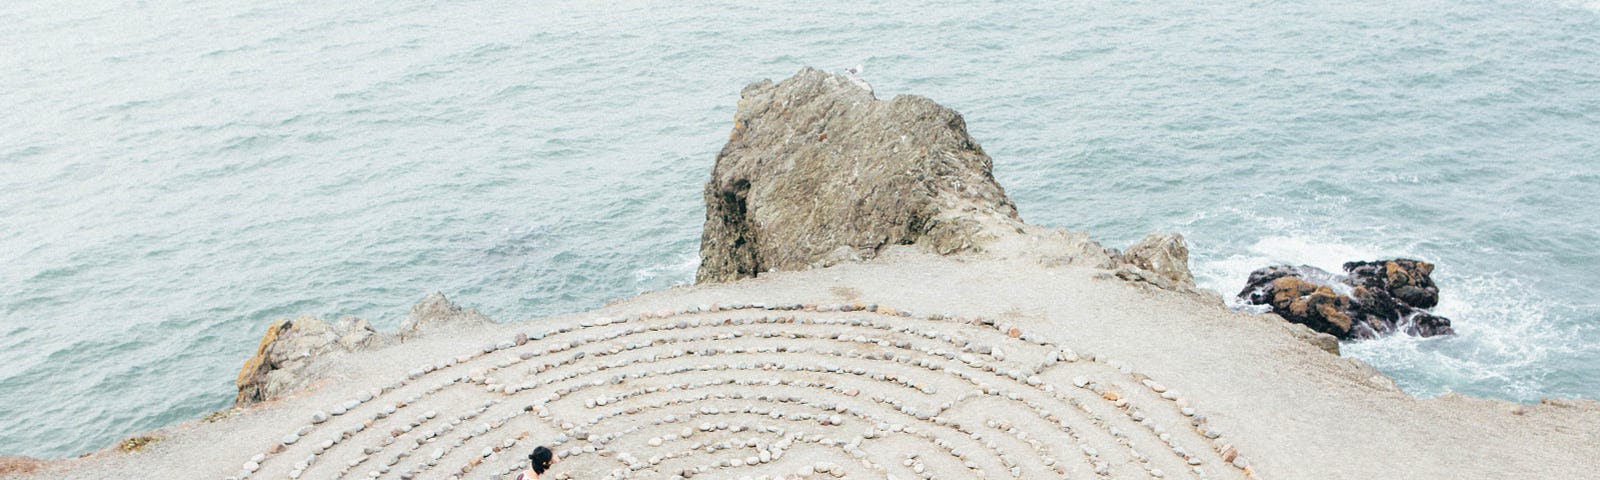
[234,316,391,406]
[1114,232,1197,290]
[235,292,487,407]
[397,292,492,341]
[695,67,1025,284]
[1238,259,1453,340]
[694,67,1205,294]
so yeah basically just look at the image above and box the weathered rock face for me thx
[235,292,486,407]
[398,291,493,341]
[1238,259,1453,340]
[1117,232,1197,290]
[696,67,1024,284]
[234,315,391,406]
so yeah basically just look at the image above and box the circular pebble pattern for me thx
[224,303,1262,480]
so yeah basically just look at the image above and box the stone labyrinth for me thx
[229,303,1260,480]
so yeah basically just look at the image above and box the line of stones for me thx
[241,302,1254,480]
[391,321,1170,479]
[553,380,1018,480]
[496,325,1165,475]
[507,335,1230,480]
[456,354,1012,480]
[487,342,1139,479]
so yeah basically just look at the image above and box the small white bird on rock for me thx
[844,64,874,96]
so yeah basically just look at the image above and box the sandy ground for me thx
[13,247,1600,480]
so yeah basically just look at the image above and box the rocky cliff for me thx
[234,292,490,406]
[696,67,1024,283]
[696,67,1196,292]
[22,67,1600,480]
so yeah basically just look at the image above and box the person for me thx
[515,446,557,480]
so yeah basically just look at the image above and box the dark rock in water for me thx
[1238,259,1454,340]
[1344,259,1440,309]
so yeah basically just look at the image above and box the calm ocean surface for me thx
[3,0,1597,458]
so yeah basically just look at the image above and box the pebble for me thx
[234,303,1257,480]
[282,433,299,445]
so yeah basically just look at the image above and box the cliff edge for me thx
[12,68,1598,480]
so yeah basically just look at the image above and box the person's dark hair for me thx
[529,446,554,474]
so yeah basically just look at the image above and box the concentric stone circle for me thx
[225,303,1261,480]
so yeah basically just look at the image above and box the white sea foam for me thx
[1344,273,1583,400]
[1194,232,1587,401]
[633,251,701,286]
[1191,234,1392,307]
[6,0,1598,459]
[1555,0,1600,13]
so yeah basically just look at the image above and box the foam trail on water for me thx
[632,251,700,286]
[1345,274,1588,401]
[1191,234,1390,310]
[1193,233,1589,401]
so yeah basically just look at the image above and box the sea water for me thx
[2,0,1597,458]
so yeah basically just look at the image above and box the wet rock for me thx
[1346,259,1440,309]
[1238,259,1453,340]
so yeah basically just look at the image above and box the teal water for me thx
[2,0,1597,458]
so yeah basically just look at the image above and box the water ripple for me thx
[2,0,1599,459]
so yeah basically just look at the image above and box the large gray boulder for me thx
[696,67,1025,283]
